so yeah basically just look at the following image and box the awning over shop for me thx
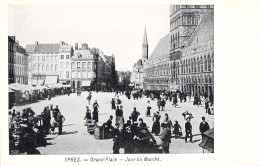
[38,79,45,85]
[9,88,15,93]
[45,76,58,85]
[62,84,71,88]
[81,80,91,86]
[32,79,44,85]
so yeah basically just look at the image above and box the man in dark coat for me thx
[160,123,171,153]
[57,112,65,135]
[113,123,121,154]
[185,117,193,143]
[199,117,210,139]
[53,105,60,121]
[161,99,166,111]
[130,107,140,123]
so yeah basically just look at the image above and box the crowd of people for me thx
[9,88,213,154]
[81,90,212,154]
[9,105,65,154]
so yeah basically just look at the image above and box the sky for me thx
[8,5,170,71]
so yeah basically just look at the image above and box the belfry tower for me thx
[142,27,148,64]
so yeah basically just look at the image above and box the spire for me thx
[143,27,148,45]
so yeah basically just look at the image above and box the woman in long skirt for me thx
[111,98,116,110]
[151,111,161,135]
[172,120,182,139]
[92,100,99,122]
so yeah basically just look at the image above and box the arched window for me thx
[171,35,173,50]
[208,54,211,71]
[51,64,54,72]
[172,34,174,49]
[191,60,193,73]
[209,75,211,83]
[194,57,196,73]
[178,32,180,47]
[46,65,49,72]
[60,71,64,79]
[55,64,58,72]
[37,65,40,72]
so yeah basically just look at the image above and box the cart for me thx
[86,120,95,134]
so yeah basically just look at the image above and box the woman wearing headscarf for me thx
[163,113,174,131]
[92,100,99,122]
[151,111,161,135]
[172,120,182,139]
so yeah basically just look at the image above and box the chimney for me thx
[16,40,19,45]
[35,41,39,45]
[59,41,64,45]
[75,43,78,50]
[82,43,88,50]
[10,36,15,41]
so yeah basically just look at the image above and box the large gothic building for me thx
[135,5,214,97]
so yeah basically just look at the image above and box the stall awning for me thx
[81,80,91,86]
[45,76,58,85]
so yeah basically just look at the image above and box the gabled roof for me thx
[136,59,143,69]
[148,33,170,60]
[15,44,27,55]
[97,49,106,61]
[71,49,94,60]
[33,44,60,53]
[104,55,113,63]
[25,44,36,53]
[188,10,214,46]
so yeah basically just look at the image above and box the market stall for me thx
[199,128,214,153]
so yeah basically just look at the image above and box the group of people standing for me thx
[41,105,65,135]
[81,90,212,154]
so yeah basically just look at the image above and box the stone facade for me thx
[71,46,96,89]
[26,42,63,85]
[8,36,16,84]
[141,5,214,97]
[132,59,144,89]
[70,44,113,90]
[9,36,28,84]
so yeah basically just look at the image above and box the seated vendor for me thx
[104,115,114,136]
[137,118,147,128]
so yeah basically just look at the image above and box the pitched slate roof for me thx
[33,44,60,53]
[148,33,170,60]
[59,44,72,52]
[71,49,94,60]
[25,44,36,53]
[136,59,143,68]
[188,10,214,46]
[15,44,27,55]
[104,55,113,63]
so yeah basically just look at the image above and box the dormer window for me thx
[77,53,82,58]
